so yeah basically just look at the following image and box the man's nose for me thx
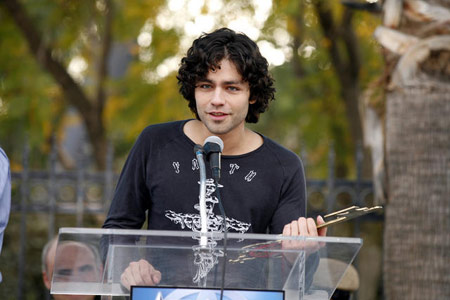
[210,88,225,106]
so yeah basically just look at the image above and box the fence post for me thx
[354,141,364,237]
[300,145,309,216]
[103,141,114,214]
[17,142,29,300]
[300,144,308,172]
[48,138,57,240]
[76,148,85,227]
[326,142,336,214]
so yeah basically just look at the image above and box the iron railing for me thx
[7,142,382,299]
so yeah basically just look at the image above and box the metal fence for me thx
[8,142,382,299]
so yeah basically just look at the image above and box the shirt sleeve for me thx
[102,130,152,230]
[269,153,307,234]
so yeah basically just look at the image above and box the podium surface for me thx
[51,227,362,299]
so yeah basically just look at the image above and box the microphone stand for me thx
[194,146,208,248]
[195,142,227,299]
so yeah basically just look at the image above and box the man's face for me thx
[194,59,253,137]
[44,242,100,300]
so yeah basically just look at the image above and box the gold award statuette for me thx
[316,205,383,229]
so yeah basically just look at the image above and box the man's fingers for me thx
[283,223,291,236]
[120,272,131,291]
[306,218,318,236]
[298,217,308,236]
[281,215,328,259]
[152,270,162,284]
[284,216,328,237]
[317,215,327,237]
[291,219,300,236]
[139,261,153,285]
[120,259,161,289]
[129,261,145,285]
[121,265,139,290]
[137,259,161,285]
[282,222,293,249]
[141,261,161,285]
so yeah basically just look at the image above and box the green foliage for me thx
[0,0,384,298]
[0,7,59,167]
[252,1,382,178]
[252,60,352,178]
[1,0,383,175]
[0,0,382,174]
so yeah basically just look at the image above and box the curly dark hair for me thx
[177,28,275,123]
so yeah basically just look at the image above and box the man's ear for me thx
[42,271,51,290]
[249,99,256,104]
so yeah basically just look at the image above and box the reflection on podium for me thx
[53,241,103,284]
[43,236,104,300]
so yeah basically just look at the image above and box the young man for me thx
[103,28,326,289]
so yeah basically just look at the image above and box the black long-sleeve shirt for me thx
[103,120,307,235]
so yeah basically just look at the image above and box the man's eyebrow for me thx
[198,79,245,84]
[223,80,246,85]
[196,79,246,85]
[197,78,212,83]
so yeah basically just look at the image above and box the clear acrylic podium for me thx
[51,227,362,300]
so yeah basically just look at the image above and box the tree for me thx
[367,0,450,298]
[1,0,382,177]
[258,0,382,178]
[2,0,114,169]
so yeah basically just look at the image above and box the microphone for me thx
[203,136,224,182]
[203,137,227,298]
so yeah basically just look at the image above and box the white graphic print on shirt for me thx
[165,178,251,233]
[229,163,239,174]
[165,178,252,284]
[172,161,180,173]
[244,170,257,182]
[192,158,199,170]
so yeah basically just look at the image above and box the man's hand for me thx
[281,216,327,260]
[120,259,161,291]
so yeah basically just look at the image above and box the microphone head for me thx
[203,136,224,152]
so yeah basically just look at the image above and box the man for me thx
[0,147,11,283]
[103,28,326,289]
[42,237,103,300]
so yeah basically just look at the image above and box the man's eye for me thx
[227,86,239,91]
[79,264,94,273]
[55,269,73,276]
[198,84,211,89]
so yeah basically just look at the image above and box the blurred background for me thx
[0,0,448,299]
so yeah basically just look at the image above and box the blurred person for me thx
[0,147,11,283]
[42,237,103,300]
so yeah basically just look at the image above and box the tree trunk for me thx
[384,57,450,300]
[379,0,450,298]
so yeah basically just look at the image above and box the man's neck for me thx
[183,120,262,156]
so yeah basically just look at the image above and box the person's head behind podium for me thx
[177,27,275,124]
[42,237,103,300]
